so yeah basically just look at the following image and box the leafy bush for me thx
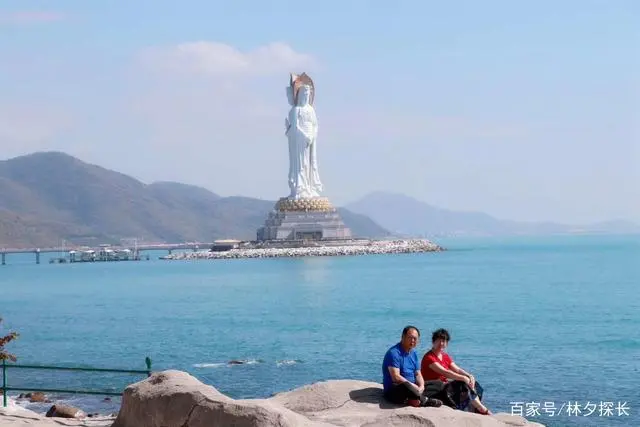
[0,317,18,362]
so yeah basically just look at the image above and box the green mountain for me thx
[0,152,390,248]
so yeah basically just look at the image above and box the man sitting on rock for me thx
[382,325,443,407]
[421,328,492,415]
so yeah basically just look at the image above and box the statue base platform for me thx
[274,197,333,212]
[257,197,352,241]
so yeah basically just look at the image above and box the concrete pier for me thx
[0,241,215,265]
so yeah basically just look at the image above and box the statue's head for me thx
[296,84,312,106]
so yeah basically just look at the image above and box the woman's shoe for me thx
[422,397,443,407]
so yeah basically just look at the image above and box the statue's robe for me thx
[285,85,322,199]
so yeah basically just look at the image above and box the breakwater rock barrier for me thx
[161,239,444,260]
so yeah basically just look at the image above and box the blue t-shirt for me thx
[381,342,419,392]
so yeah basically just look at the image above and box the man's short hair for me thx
[402,325,420,337]
[431,328,450,343]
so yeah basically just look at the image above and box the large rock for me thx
[114,370,545,427]
[112,370,329,427]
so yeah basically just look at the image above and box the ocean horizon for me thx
[1,234,637,426]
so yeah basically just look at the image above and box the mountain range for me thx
[0,152,636,248]
[345,191,640,237]
[0,152,388,248]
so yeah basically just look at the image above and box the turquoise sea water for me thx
[1,235,638,426]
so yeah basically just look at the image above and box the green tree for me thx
[0,317,18,362]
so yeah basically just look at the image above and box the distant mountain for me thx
[345,191,640,237]
[0,152,389,248]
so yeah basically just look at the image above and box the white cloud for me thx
[139,41,317,77]
[71,41,320,200]
[127,41,317,152]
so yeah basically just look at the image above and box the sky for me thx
[1,0,638,224]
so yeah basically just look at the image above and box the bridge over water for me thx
[0,242,217,265]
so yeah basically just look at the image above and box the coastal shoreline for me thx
[159,239,444,261]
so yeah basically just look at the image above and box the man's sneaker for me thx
[422,397,443,407]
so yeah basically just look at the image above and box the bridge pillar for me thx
[1,253,5,266]
[35,249,41,265]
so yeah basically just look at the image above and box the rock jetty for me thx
[162,239,443,261]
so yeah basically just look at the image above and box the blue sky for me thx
[1,0,638,224]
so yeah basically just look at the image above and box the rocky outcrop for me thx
[113,370,545,427]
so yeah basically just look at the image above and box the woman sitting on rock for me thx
[420,328,492,415]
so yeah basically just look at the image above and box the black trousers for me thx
[384,382,422,405]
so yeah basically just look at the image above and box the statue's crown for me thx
[290,72,315,105]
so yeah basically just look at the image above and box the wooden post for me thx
[1,253,5,266]
[35,249,41,265]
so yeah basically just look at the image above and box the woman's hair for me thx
[431,328,450,343]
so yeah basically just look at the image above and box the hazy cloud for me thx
[128,40,317,150]
[327,111,528,141]
[62,41,321,200]
[139,41,317,77]
[0,11,65,24]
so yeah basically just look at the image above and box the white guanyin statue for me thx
[285,73,323,200]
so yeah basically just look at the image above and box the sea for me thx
[0,234,637,427]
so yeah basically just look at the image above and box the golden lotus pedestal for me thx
[274,197,334,212]
[257,197,352,241]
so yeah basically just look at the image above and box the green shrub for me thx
[0,317,18,362]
